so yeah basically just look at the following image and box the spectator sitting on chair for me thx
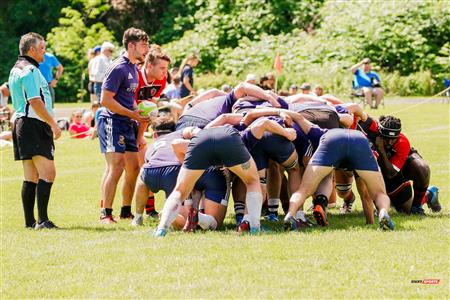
[351,58,384,109]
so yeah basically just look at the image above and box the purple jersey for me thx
[143,130,183,168]
[183,91,237,121]
[233,97,288,112]
[292,123,312,158]
[100,55,138,120]
[307,125,328,150]
[239,129,260,151]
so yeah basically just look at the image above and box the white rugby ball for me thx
[137,100,158,117]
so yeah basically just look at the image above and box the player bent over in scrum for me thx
[154,126,262,236]
[132,121,229,230]
[283,113,394,230]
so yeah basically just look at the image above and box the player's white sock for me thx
[135,213,143,219]
[157,192,182,230]
[268,198,279,214]
[284,211,293,222]
[295,210,306,222]
[246,191,263,228]
[198,213,217,230]
[378,208,388,222]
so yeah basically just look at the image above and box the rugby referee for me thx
[9,33,61,229]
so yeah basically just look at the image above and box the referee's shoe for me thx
[35,220,58,229]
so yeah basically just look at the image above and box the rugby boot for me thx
[426,186,441,213]
[237,219,261,234]
[131,215,144,226]
[153,228,167,237]
[100,214,117,224]
[35,220,58,229]
[146,209,160,219]
[283,216,302,231]
[182,208,199,232]
[266,212,279,222]
[411,205,425,215]
[340,193,355,214]
[313,205,328,226]
[379,214,395,231]
[299,217,316,228]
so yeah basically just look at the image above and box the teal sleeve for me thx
[22,68,41,101]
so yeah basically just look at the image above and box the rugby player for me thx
[359,115,440,214]
[283,112,395,230]
[154,126,262,236]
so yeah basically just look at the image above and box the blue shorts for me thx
[184,127,251,170]
[250,132,296,170]
[141,165,180,197]
[176,115,210,130]
[142,166,228,206]
[310,129,379,171]
[98,116,138,153]
[195,168,229,206]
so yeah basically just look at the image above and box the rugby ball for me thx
[137,100,158,117]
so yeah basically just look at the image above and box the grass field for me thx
[1,100,449,298]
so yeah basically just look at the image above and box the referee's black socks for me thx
[37,179,53,223]
[21,181,37,227]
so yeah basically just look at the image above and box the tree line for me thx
[1,0,448,101]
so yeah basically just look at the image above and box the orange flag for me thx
[274,53,282,74]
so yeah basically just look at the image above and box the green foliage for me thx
[0,0,70,82]
[46,0,116,102]
[163,0,324,72]
[166,0,449,96]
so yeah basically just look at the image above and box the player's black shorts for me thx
[184,127,251,170]
[300,109,340,129]
[12,117,55,161]
[388,181,413,212]
[176,115,210,130]
[250,132,295,170]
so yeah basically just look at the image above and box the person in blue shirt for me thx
[38,52,63,108]
[177,54,199,98]
[351,58,384,109]
[9,33,62,229]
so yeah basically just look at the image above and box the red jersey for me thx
[135,67,167,104]
[362,119,411,171]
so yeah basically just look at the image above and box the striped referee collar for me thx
[18,55,39,68]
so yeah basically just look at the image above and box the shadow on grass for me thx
[218,210,449,235]
[57,225,136,232]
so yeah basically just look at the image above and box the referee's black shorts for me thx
[12,117,55,161]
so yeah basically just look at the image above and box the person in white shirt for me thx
[91,41,115,101]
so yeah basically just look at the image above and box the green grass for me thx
[1,102,449,298]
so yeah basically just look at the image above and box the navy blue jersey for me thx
[100,55,138,120]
